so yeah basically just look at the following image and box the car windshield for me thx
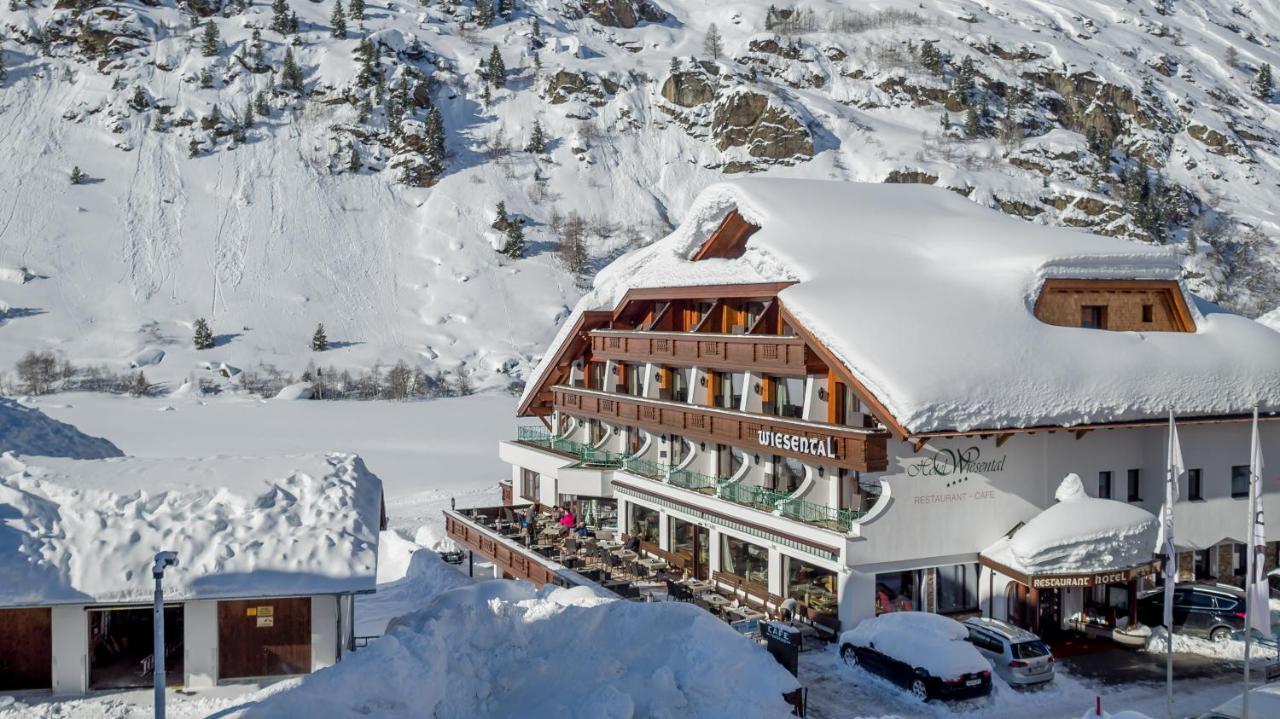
[1011,640,1051,659]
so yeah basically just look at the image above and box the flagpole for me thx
[1164,409,1178,719]
[1243,405,1261,719]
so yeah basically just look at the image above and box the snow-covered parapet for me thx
[0,453,383,606]
[1004,473,1158,575]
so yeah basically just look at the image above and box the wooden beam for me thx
[995,434,1012,448]
[1074,429,1091,440]
[691,210,761,261]
[911,437,928,453]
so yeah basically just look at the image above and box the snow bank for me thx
[985,474,1158,575]
[527,180,1280,433]
[127,347,165,368]
[244,575,798,719]
[840,611,988,679]
[357,544,474,636]
[0,400,123,459]
[274,381,315,400]
[0,266,28,284]
[1260,307,1280,333]
[0,453,382,606]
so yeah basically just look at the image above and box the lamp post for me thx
[152,551,179,719]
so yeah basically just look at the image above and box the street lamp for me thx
[152,551,179,719]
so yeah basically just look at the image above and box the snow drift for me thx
[0,399,123,459]
[242,573,799,718]
[0,452,382,606]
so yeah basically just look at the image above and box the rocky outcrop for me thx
[883,169,938,185]
[660,63,719,108]
[710,89,814,165]
[573,0,666,28]
[1188,123,1248,158]
[737,34,828,89]
[542,69,621,106]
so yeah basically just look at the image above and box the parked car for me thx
[1137,583,1246,642]
[1196,683,1280,719]
[961,617,1055,687]
[838,612,992,701]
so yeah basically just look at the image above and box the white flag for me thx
[1248,407,1270,637]
[1159,411,1184,634]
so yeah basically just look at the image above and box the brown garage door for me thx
[0,607,52,691]
[217,598,312,679]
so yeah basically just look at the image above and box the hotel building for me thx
[489,179,1280,638]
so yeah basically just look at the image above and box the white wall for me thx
[184,600,218,689]
[50,604,87,696]
[311,595,338,672]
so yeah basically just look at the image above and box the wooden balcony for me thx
[589,330,821,376]
[553,386,888,472]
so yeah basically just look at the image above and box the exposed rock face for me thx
[710,89,814,164]
[1188,123,1248,158]
[660,64,718,108]
[542,69,620,106]
[883,169,939,185]
[576,0,666,28]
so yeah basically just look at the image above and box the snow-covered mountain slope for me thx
[1,0,1278,391]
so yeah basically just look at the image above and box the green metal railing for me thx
[668,469,724,494]
[621,455,669,480]
[717,482,789,512]
[516,426,622,467]
[779,497,862,534]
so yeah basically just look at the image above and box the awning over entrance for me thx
[979,473,1160,586]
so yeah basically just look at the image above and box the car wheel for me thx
[911,678,929,701]
[840,644,858,667]
[1210,626,1232,643]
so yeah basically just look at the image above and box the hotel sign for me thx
[757,430,838,459]
[1029,563,1159,590]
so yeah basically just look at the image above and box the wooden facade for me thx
[444,513,573,588]
[554,386,889,472]
[589,330,819,376]
[217,597,311,680]
[0,607,52,691]
[691,211,760,261]
[1033,279,1195,333]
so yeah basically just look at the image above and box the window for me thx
[721,535,768,588]
[520,468,540,502]
[670,367,689,403]
[1011,640,1051,659]
[712,371,744,410]
[875,570,921,614]
[1188,469,1202,501]
[937,563,980,615]
[1193,549,1212,580]
[628,503,660,544]
[773,456,805,494]
[719,444,745,478]
[1098,471,1112,499]
[773,376,805,418]
[966,628,1002,653]
[1081,305,1107,329]
[587,363,604,391]
[1127,469,1142,502]
[1232,465,1250,498]
[1142,304,1154,323]
[785,556,837,617]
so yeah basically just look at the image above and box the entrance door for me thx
[1038,589,1062,639]
[218,598,312,679]
[694,525,710,581]
[88,606,184,690]
[0,608,52,691]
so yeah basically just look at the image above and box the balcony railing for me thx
[590,329,819,375]
[621,455,668,480]
[668,468,722,495]
[718,482,791,512]
[778,497,862,534]
[516,426,622,468]
[553,385,888,472]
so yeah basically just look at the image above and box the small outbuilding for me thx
[0,452,384,696]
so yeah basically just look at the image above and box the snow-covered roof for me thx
[524,179,1280,434]
[839,611,987,679]
[0,452,383,607]
[982,474,1158,576]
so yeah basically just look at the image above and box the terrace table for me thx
[700,593,733,610]
[612,549,638,561]
[638,557,667,572]
[726,606,765,622]
[683,579,714,594]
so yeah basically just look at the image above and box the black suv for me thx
[1138,583,1246,642]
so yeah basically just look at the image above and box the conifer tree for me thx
[69,166,86,185]
[703,23,723,60]
[331,0,347,39]
[241,102,254,129]
[348,141,360,172]
[312,323,328,351]
[502,219,525,259]
[486,45,505,87]
[526,118,546,153]
[201,20,220,57]
[423,106,446,178]
[919,40,942,75]
[493,200,509,229]
[0,50,6,85]
[200,67,214,88]
[130,85,148,110]
[1253,64,1274,101]
[288,11,300,34]
[281,47,304,92]
[270,0,290,33]
[558,212,589,281]
[499,0,513,19]
[349,0,364,21]
[129,371,150,397]
[189,138,202,157]
[255,88,270,116]
[963,107,980,136]
[474,0,494,27]
[193,318,215,350]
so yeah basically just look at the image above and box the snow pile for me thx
[528,179,1280,433]
[1191,684,1280,719]
[274,381,315,400]
[1260,307,1280,333]
[840,611,987,680]
[0,266,29,284]
[0,453,382,606]
[986,474,1158,575]
[0,400,123,459]
[127,347,165,368]
[243,577,798,719]
[357,541,474,636]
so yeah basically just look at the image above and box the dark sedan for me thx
[838,612,992,701]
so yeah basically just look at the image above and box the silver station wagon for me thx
[961,617,1055,687]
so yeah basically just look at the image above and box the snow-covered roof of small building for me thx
[982,474,1158,576]
[0,452,382,607]
[524,179,1280,434]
